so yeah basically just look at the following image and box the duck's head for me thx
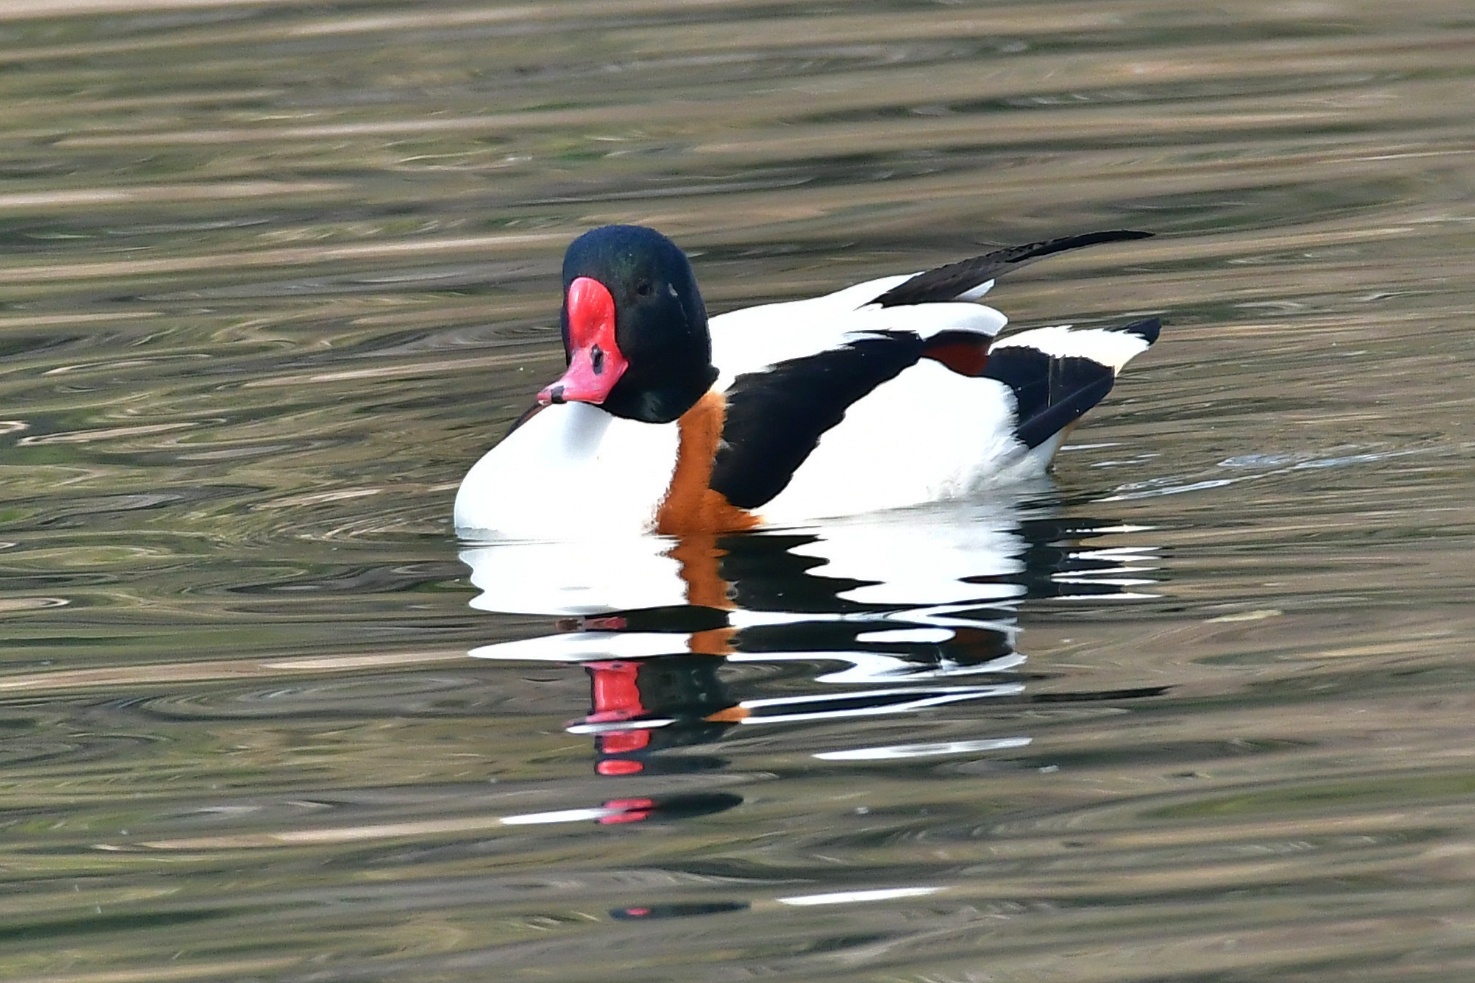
[536,225,718,424]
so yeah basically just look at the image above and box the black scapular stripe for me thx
[872,230,1153,309]
[983,347,1117,450]
[711,334,924,509]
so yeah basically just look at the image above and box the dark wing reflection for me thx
[462,492,1161,778]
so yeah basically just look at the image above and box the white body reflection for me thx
[460,487,1160,774]
[464,494,1047,616]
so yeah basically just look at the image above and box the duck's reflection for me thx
[462,488,1162,782]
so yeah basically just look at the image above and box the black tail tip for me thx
[1106,316,1162,345]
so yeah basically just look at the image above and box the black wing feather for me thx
[872,230,1153,309]
[712,334,924,509]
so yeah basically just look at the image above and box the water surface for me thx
[2,1,1475,980]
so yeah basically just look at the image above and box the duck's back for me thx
[708,275,1008,388]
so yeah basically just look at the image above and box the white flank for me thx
[758,360,1027,523]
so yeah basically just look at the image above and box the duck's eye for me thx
[635,280,653,297]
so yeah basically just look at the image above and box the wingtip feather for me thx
[872,229,1154,309]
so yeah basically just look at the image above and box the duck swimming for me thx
[455,225,1158,539]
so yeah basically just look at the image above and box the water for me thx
[3,1,1475,980]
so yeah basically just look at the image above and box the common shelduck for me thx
[454,225,1158,539]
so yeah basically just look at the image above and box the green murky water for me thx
[2,2,1475,980]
